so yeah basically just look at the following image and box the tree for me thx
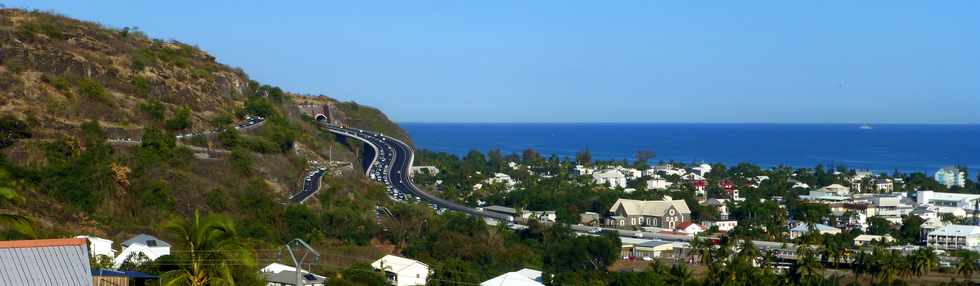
[634,149,655,169]
[164,107,192,131]
[575,148,592,166]
[161,211,255,286]
[0,166,35,239]
[866,216,894,235]
[955,250,979,280]
[522,148,540,163]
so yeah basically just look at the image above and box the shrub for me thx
[164,107,192,132]
[130,76,151,97]
[139,100,165,120]
[229,147,253,175]
[138,180,175,210]
[76,79,111,103]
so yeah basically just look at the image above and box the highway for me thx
[321,124,514,221]
[290,168,326,203]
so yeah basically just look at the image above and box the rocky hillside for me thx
[0,8,407,245]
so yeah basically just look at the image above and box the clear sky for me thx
[6,1,979,123]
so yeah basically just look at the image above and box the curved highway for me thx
[321,124,513,221]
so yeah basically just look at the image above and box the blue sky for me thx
[7,1,979,123]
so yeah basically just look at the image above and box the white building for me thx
[573,165,595,176]
[927,225,980,251]
[113,234,171,269]
[75,235,115,258]
[935,167,967,188]
[854,234,894,246]
[593,169,627,189]
[789,223,842,239]
[675,221,704,235]
[481,268,544,286]
[916,190,980,214]
[646,179,673,190]
[372,255,430,286]
[691,164,712,177]
[816,184,851,196]
[704,220,738,232]
[261,263,327,286]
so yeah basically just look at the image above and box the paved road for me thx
[290,168,326,203]
[321,124,514,221]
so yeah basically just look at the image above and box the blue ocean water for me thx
[401,123,980,174]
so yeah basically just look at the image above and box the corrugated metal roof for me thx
[0,238,93,286]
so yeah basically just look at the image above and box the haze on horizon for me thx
[9,1,979,124]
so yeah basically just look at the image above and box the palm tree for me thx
[0,169,35,239]
[795,244,822,284]
[851,248,870,285]
[668,263,693,286]
[955,250,980,281]
[161,211,254,286]
[918,247,939,277]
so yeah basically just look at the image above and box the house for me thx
[935,166,966,188]
[704,198,730,220]
[691,163,712,177]
[371,255,430,286]
[481,268,544,286]
[874,179,894,192]
[675,221,703,235]
[92,269,159,286]
[625,240,681,259]
[409,166,440,176]
[853,234,894,246]
[261,263,327,286]
[606,197,691,229]
[76,235,116,258]
[593,169,627,188]
[113,234,171,269]
[523,211,557,223]
[927,224,980,251]
[789,223,842,239]
[572,165,595,176]
[703,220,738,232]
[0,238,94,286]
[580,212,601,226]
[646,179,673,190]
[816,184,851,196]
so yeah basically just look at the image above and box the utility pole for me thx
[278,239,320,286]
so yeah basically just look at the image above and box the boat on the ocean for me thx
[860,124,873,130]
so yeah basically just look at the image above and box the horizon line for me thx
[398,121,980,125]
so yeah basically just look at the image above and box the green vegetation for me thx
[160,211,260,286]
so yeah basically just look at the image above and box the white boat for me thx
[859,124,873,130]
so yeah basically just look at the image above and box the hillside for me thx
[0,8,406,247]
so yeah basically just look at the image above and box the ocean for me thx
[400,123,980,174]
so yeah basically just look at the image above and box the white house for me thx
[927,225,980,251]
[646,179,673,190]
[372,255,430,286]
[704,220,738,232]
[854,234,894,246]
[916,190,980,215]
[112,234,171,269]
[935,167,966,188]
[691,164,712,177]
[815,184,851,196]
[76,235,115,258]
[481,268,544,286]
[573,165,595,176]
[261,262,327,286]
[789,223,842,239]
[674,221,703,235]
[593,169,627,189]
